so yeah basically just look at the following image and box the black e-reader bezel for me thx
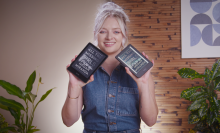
[67,42,108,83]
[115,44,153,78]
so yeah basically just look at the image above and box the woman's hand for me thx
[66,55,94,88]
[125,52,154,86]
[125,52,158,126]
[62,55,92,126]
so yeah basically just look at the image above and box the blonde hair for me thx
[93,2,130,48]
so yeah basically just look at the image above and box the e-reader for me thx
[67,42,108,83]
[115,44,153,78]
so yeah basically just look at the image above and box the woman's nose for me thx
[106,32,113,40]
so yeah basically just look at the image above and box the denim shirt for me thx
[81,65,140,132]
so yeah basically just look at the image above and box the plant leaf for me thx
[216,115,220,123]
[207,108,215,126]
[209,96,219,117]
[189,91,206,101]
[35,88,55,108]
[212,59,220,79]
[193,120,207,131]
[29,126,35,129]
[28,129,40,133]
[187,98,206,111]
[218,100,220,110]
[0,102,8,111]
[198,102,208,117]
[23,91,37,103]
[0,96,25,111]
[0,80,24,99]
[178,68,205,79]
[215,78,220,91]
[39,77,42,83]
[25,71,36,92]
[180,86,203,101]
[188,112,200,124]
[8,107,21,125]
[204,68,211,86]
[21,113,25,131]
[0,126,16,132]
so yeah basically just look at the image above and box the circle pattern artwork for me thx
[190,0,212,13]
[190,25,202,46]
[213,2,220,23]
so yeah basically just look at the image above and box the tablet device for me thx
[67,42,108,83]
[115,44,153,78]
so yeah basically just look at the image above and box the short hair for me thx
[93,2,130,48]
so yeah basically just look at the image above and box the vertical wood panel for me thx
[112,0,220,132]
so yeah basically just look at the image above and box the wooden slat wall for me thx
[112,0,220,132]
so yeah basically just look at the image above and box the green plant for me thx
[178,59,220,133]
[0,70,55,133]
[0,113,8,133]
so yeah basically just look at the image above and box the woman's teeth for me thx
[105,43,115,45]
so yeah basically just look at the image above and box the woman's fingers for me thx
[85,75,94,85]
[90,75,94,82]
[142,52,150,59]
[71,55,78,62]
[125,67,137,81]
[66,64,70,72]
[71,58,76,62]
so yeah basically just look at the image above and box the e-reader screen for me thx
[68,43,108,82]
[116,44,153,78]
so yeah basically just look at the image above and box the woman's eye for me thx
[100,31,106,33]
[114,31,120,34]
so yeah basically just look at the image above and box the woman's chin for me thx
[104,49,121,56]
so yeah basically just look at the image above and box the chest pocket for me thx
[116,86,139,116]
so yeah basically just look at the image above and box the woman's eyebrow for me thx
[101,28,121,30]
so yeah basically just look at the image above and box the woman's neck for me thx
[101,54,120,76]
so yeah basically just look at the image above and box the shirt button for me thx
[111,81,117,83]
[108,109,114,113]
[108,94,115,97]
[110,122,116,125]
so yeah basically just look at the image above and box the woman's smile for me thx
[104,42,116,47]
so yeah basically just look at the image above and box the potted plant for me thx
[178,59,220,133]
[0,70,55,133]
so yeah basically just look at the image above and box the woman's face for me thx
[97,16,123,55]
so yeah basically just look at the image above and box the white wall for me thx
[0,0,107,132]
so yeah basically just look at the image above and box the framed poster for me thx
[181,0,220,58]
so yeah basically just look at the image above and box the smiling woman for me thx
[62,2,158,133]
[97,17,124,56]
